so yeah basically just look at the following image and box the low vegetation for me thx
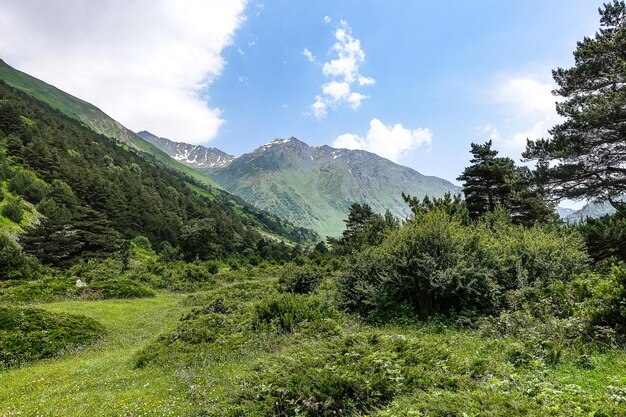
[0,306,105,369]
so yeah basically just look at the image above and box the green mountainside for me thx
[0,59,317,245]
[0,59,221,189]
[139,132,460,237]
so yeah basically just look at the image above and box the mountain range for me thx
[138,131,461,236]
[6,58,596,238]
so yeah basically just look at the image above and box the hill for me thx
[0,81,317,269]
[0,59,224,189]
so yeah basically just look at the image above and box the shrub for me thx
[278,263,323,294]
[338,209,589,321]
[0,277,79,303]
[174,262,216,283]
[252,293,338,334]
[219,332,414,417]
[0,233,40,280]
[80,278,155,300]
[585,263,626,338]
[68,258,123,283]
[204,260,220,275]
[1,195,24,223]
[0,306,105,368]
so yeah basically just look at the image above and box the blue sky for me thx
[209,1,599,186]
[0,1,601,194]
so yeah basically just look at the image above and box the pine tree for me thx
[457,141,516,219]
[458,141,556,224]
[524,1,626,212]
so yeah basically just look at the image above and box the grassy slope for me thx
[212,157,459,237]
[0,294,192,416]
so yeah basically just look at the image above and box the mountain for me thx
[142,133,460,237]
[556,207,576,219]
[0,59,224,189]
[565,200,617,223]
[137,131,235,169]
[0,61,318,246]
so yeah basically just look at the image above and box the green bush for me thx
[68,258,125,281]
[1,195,25,223]
[0,233,41,280]
[278,263,323,294]
[338,209,589,321]
[80,278,155,300]
[134,297,243,368]
[0,306,105,368]
[0,277,79,303]
[252,293,338,334]
[219,333,416,417]
[585,263,626,338]
[8,170,47,204]
[167,262,216,284]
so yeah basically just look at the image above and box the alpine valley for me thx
[4,3,626,416]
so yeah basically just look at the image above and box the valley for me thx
[2,2,626,416]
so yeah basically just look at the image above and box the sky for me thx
[0,1,602,206]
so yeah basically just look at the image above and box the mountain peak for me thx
[137,131,235,169]
[259,137,306,148]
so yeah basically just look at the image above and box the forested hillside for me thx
[0,80,315,268]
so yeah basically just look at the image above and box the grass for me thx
[2,274,626,416]
[0,293,194,416]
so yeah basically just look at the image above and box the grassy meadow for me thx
[2,267,626,416]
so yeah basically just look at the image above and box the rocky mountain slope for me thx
[142,133,460,237]
[138,131,234,169]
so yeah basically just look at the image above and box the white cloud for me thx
[0,0,247,144]
[322,81,350,101]
[311,96,328,119]
[479,124,501,142]
[303,48,316,63]
[333,118,432,162]
[307,20,374,119]
[497,78,556,115]
[323,15,332,24]
[486,77,561,151]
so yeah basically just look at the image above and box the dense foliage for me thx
[338,209,589,320]
[0,306,105,368]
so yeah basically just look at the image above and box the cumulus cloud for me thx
[333,119,432,162]
[485,77,561,150]
[307,20,374,119]
[0,0,247,144]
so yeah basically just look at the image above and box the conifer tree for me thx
[524,1,626,212]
